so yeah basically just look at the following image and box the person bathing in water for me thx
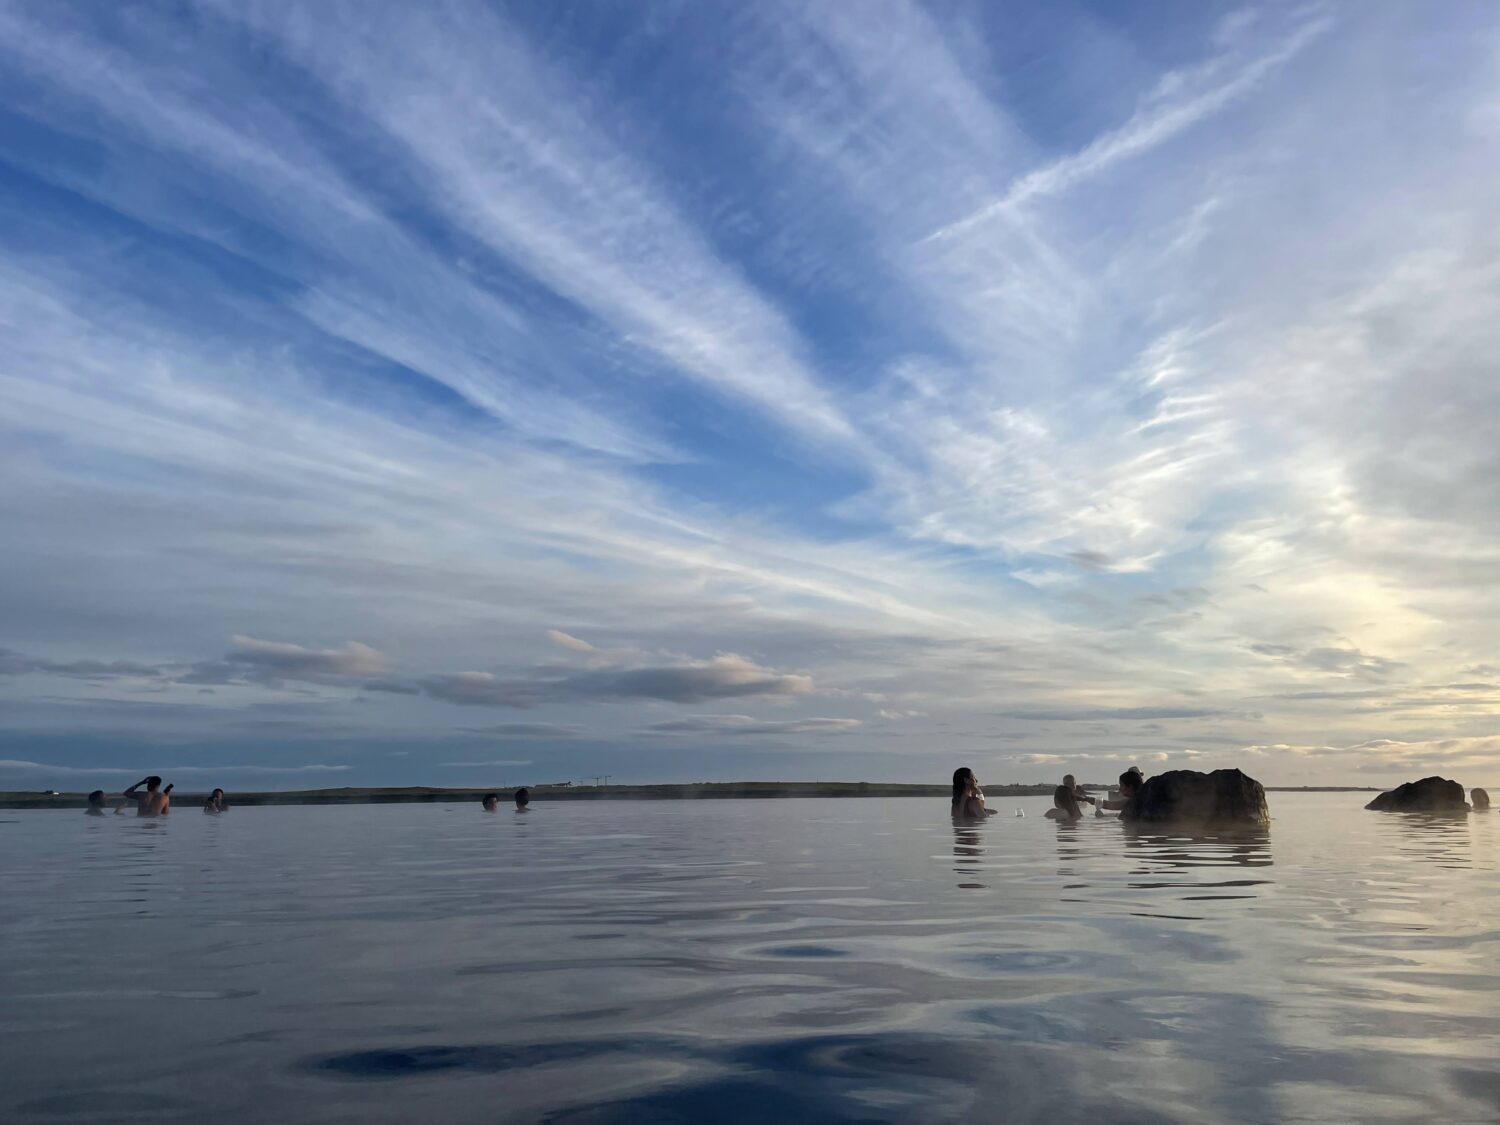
[121,776,171,817]
[951,767,998,820]
[1044,774,1096,821]
[1099,767,1145,812]
[203,788,227,813]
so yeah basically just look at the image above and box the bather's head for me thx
[87,789,106,808]
[952,767,977,805]
[514,788,530,809]
[1119,769,1144,799]
[144,775,162,792]
[481,793,499,812]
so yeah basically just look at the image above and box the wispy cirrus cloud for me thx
[438,759,534,768]
[0,759,349,776]
[455,724,585,741]
[0,637,388,690]
[218,636,389,682]
[0,649,163,680]
[213,0,858,449]
[423,653,812,709]
[1014,750,1182,768]
[1244,737,1500,773]
[2,1,1499,786]
[0,5,670,464]
[1248,642,1405,680]
[1002,707,1232,723]
[639,715,861,737]
[927,10,1334,237]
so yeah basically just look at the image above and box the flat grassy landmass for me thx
[1,781,1384,809]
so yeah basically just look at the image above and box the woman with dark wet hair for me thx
[1045,774,1095,821]
[204,788,227,813]
[951,767,996,820]
[86,790,107,816]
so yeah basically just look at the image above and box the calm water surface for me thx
[3,794,1499,1122]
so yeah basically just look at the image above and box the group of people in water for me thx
[953,767,1491,821]
[79,771,1494,821]
[87,778,535,816]
[84,775,213,816]
[483,789,530,812]
[951,765,1145,822]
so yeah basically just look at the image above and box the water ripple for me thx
[1,794,1497,1122]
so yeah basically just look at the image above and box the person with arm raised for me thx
[1099,767,1145,812]
[121,776,170,817]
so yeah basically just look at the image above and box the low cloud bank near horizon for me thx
[0,759,350,777]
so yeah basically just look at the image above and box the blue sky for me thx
[3,1,1499,789]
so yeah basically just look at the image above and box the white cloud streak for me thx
[639,715,861,737]
[212,0,858,448]
[1,2,1498,784]
[927,12,1335,238]
[0,760,350,776]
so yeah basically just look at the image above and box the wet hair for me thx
[1053,785,1082,818]
[210,788,224,800]
[951,767,975,811]
[145,775,162,790]
[87,790,105,807]
[1119,769,1143,794]
[481,793,499,807]
[514,788,530,807]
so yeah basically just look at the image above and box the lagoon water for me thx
[2,794,1499,1123]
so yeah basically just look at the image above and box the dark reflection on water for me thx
[951,824,986,889]
[2,795,1499,1122]
[312,1040,629,1078]
[1386,811,1479,870]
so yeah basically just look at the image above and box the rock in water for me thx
[1365,776,1469,812]
[1120,768,1270,827]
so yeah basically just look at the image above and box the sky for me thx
[2,0,1499,790]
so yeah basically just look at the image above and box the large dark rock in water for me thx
[1365,776,1469,812]
[1120,768,1269,827]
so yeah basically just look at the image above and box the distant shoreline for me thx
[1,781,1385,809]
